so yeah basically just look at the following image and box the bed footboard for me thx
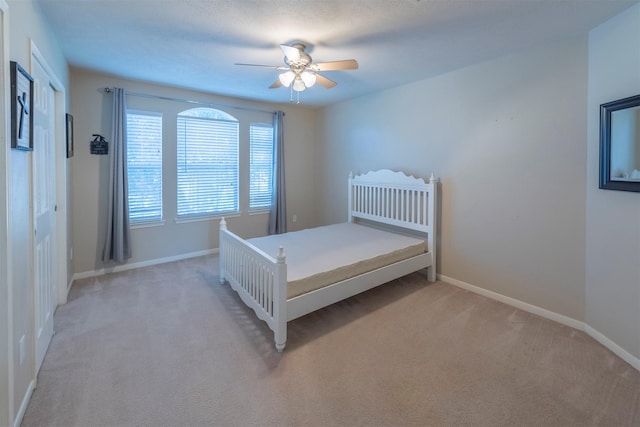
[219,218,287,351]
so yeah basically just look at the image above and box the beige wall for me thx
[4,0,68,424]
[586,3,640,360]
[69,68,319,275]
[317,36,588,321]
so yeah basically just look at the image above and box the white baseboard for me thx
[14,380,34,427]
[584,324,640,371]
[72,248,219,282]
[438,274,584,329]
[437,274,639,371]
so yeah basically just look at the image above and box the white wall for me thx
[1,2,10,424]
[317,36,588,322]
[69,68,319,276]
[4,0,68,424]
[586,3,640,360]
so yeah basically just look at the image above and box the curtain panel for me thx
[102,87,132,262]
[268,110,286,235]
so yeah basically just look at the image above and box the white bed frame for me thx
[219,169,437,351]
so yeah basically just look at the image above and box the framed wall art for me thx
[10,61,34,151]
[599,94,640,192]
[66,113,74,158]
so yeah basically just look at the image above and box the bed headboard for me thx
[348,169,437,250]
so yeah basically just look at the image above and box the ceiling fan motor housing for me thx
[284,43,312,71]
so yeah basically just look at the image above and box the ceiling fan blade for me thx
[311,59,359,71]
[280,44,300,62]
[235,63,288,70]
[269,80,283,89]
[316,73,337,89]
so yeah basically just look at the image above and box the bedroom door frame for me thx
[29,41,68,378]
[30,41,68,308]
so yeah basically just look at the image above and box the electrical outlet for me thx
[292,214,297,223]
[19,335,25,365]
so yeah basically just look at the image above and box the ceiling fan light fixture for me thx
[278,70,295,87]
[292,77,306,92]
[300,70,317,88]
[236,42,357,99]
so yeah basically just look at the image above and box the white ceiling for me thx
[36,0,636,107]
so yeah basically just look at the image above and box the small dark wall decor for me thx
[66,113,74,158]
[10,61,34,151]
[90,134,109,155]
[599,94,640,193]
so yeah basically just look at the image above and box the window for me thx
[126,110,163,223]
[177,108,239,218]
[249,123,274,210]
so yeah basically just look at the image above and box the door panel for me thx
[31,58,56,374]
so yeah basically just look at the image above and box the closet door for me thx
[31,57,56,374]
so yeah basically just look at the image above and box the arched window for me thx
[177,107,239,217]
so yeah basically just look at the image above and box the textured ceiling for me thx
[36,0,636,107]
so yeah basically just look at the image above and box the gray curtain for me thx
[102,87,132,262]
[268,110,286,235]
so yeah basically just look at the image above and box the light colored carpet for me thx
[22,255,639,427]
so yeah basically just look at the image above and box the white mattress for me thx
[247,222,426,299]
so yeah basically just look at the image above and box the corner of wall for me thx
[585,2,640,361]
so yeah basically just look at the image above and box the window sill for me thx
[174,213,240,224]
[131,220,166,229]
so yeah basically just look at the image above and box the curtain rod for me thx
[103,87,276,115]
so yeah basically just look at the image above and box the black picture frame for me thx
[10,61,34,151]
[66,113,74,158]
[599,94,640,193]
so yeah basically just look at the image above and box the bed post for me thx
[348,171,354,223]
[428,174,437,282]
[219,217,226,285]
[274,246,287,352]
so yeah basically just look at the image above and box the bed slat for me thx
[219,218,286,350]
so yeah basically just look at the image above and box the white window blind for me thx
[126,110,163,223]
[177,109,239,217]
[249,123,274,210]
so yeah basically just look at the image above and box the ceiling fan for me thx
[236,43,358,93]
